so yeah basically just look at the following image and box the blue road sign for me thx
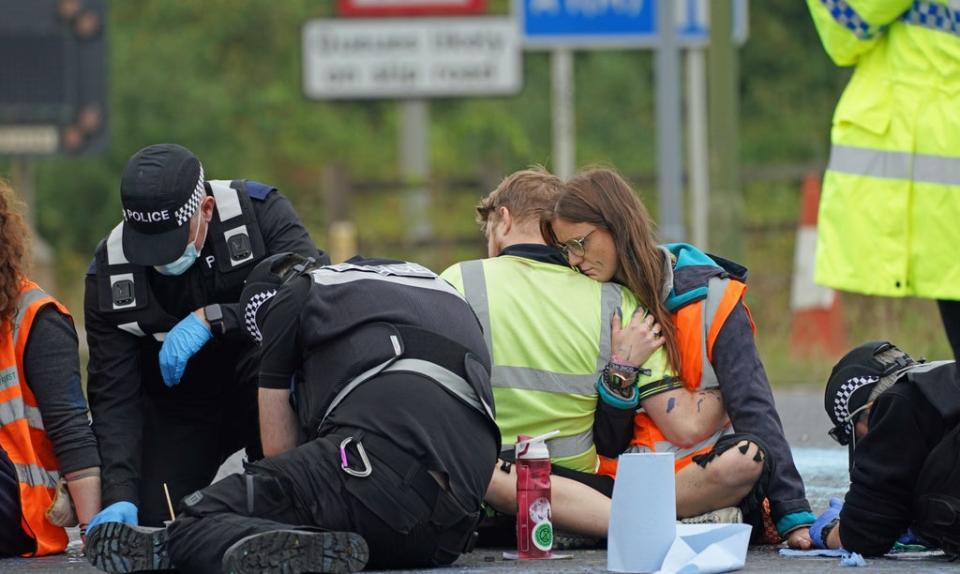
[517,0,747,49]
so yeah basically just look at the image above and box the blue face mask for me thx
[154,242,200,276]
[155,217,207,276]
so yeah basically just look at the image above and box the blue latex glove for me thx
[87,501,138,530]
[159,312,212,387]
[810,496,844,549]
[896,528,920,546]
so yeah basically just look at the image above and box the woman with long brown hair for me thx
[546,167,815,549]
[0,180,101,557]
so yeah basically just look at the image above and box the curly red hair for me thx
[0,180,29,328]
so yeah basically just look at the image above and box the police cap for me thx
[120,143,204,266]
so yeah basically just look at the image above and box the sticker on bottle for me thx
[528,497,552,523]
[532,520,553,551]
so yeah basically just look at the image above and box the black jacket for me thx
[840,363,959,555]
[256,257,499,510]
[84,183,324,507]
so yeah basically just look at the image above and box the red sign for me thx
[337,0,486,17]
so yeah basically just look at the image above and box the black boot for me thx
[221,530,368,574]
[85,522,173,573]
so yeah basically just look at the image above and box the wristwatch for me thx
[203,304,226,336]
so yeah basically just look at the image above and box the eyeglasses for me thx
[558,229,597,258]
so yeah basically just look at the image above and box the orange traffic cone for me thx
[790,174,847,359]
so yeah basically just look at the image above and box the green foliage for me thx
[8,0,948,385]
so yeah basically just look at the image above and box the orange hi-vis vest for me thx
[0,280,70,556]
[598,253,756,478]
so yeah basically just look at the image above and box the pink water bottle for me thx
[515,431,558,559]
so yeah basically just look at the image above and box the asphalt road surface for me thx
[5,387,956,574]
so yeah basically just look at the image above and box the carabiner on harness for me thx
[339,436,372,478]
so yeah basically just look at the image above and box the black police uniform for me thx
[83,180,326,526]
[840,361,960,556]
[164,257,500,573]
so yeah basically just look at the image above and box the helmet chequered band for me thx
[244,288,277,343]
[174,164,206,227]
[832,375,879,438]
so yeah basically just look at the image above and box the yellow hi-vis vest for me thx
[442,255,670,473]
[0,280,69,556]
[808,0,960,299]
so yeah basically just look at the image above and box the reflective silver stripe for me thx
[0,366,17,392]
[0,396,46,430]
[322,357,494,427]
[901,1,960,37]
[385,358,495,421]
[25,404,43,429]
[117,322,147,337]
[323,354,403,424]
[11,288,49,347]
[828,144,960,186]
[118,321,166,341]
[208,180,242,221]
[699,278,729,390]
[492,366,597,395]
[904,360,953,375]
[646,425,732,460]
[0,397,24,426]
[309,268,464,299]
[15,463,58,489]
[597,283,621,369]
[460,261,492,356]
[545,429,595,460]
[106,223,128,264]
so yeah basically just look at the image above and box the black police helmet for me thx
[824,341,916,447]
[238,252,318,343]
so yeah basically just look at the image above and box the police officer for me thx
[85,252,500,574]
[811,341,960,557]
[806,0,960,363]
[84,144,326,529]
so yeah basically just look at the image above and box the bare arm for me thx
[259,388,298,457]
[641,388,729,448]
[64,468,101,527]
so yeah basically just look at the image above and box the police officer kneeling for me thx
[86,253,500,574]
[84,144,326,530]
[810,341,960,557]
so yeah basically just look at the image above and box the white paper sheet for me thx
[608,453,677,573]
[655,523,752,574]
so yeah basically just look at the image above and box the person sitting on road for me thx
[442,168,681,540]
[811,341,960,557]
[543,167,815,547]
[0,180,101,558]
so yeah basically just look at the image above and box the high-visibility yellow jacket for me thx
[442,250,669,473]
[0,281,70,556]
[808,0,960,299]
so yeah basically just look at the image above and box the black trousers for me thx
[937,300,960,368]
[0,444,34,557]
[136,340,262,526]
[166,430,480,574]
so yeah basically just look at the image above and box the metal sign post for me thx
[655,0,684,243]
[516,0,748,245]
[551,48,574,179]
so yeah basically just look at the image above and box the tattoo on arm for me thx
[666,397,676,413]
[697,398,704,413]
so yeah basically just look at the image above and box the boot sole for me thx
[222,530,368,574]
[85,522,172,573]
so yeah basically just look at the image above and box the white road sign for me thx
[302,17,521,99]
